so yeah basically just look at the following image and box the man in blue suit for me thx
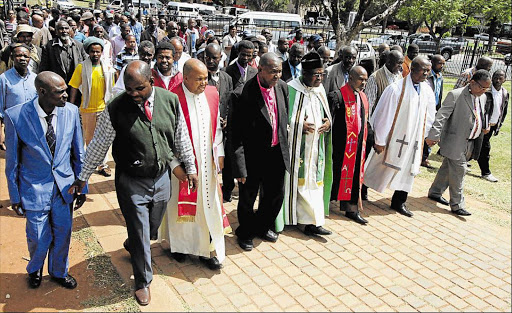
[4,71,87,289]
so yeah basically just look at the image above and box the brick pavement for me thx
[0,157,506,312]
[75,165,512,312]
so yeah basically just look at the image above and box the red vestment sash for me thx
[152,69,183,91]
[171,84,229,230]
[337,84,369,200]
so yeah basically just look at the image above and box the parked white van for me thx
[225,11,302,43]
[194,3,216,16]
[108,0,162,12]
[167,2,199,19]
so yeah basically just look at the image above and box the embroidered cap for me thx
[301,51,323,70]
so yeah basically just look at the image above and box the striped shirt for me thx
[454,67,475,89]
[114,48,138,71]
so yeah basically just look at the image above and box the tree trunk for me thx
[487,17,497,52]
[382,16,388,34]
[95,0,100,9]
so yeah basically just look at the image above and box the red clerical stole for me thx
[171,84,230,230]
[337,84,369,201]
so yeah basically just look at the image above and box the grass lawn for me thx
[417,77,511,226]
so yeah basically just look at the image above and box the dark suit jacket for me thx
[39,38,88,83]
[427,73,444,110]
[281,60,293,82]
[209,70,233,121]
[230,76,290,178]
[225,62,258,97]
[484,88,509,135]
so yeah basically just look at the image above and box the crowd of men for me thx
[0,6,509,307]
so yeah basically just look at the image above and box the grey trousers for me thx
[428,141,474,211]
[115,169,171,289]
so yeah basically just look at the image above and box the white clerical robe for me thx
[158,86,226,262]
[364,75,436,193]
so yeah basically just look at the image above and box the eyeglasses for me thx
[474,80,490,90]
[304,72,324,78]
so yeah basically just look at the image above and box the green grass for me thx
[417,77,511,227]
[72,225,141,312]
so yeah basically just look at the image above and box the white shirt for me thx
[157,68,172,89]
[490,85,504,125]
[35,99,58,135]
[469,94,483,139]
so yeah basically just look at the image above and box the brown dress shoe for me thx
[135,287,151,306]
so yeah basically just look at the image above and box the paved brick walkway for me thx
[78,166,511,312]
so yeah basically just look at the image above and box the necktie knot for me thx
[45,114,53,124]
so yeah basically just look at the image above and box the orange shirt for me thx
[402,55,412,77]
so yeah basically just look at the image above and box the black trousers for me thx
[222,151,235,199]
[391,190,408,208]
[361,126,374,198]
[235,145,286,240]
[477,125,496,176]
[422,140,431,162]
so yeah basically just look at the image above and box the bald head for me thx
[377,43,390,54]
[35,71,66,91]
[35,71,68,109]
[348,65,368,92]
[183,58,207,77]
[410,56,432,83]
[476,56,493,71]
[170,37,183,50]
[205,42,221,55]
[259,52,281,68]
[124,60,152,83]
[183,59,208,94]
[386,50,404,74]
[390,45,403,53]
[32,14,44,28]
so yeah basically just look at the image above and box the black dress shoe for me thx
[135,287,151,306]
[171,252,187,263]
[428,195,449,206]
[28,268,43,288]
[199,256,223,270]
[51,274,77,289]
[237,238,253,251]
[392,204,414,217]
[260,229,278,242]
[452,208,471,216]
[123,238,130,252]
[345,211,368,224]
[222,194,232,203]
[304,225,332,236]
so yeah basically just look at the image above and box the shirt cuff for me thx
[170,159,181,171]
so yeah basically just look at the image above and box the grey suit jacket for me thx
[427,86,486,160]
[324,62,348,94]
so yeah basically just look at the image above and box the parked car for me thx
[411,34,462,60]
[387,24,399,30]
[57,0,75,10]
[496,39,512,55]
[473,33,494,42]
[367,33,406,48]
[504,53,512,66]
[317,16,329,26]
[350,41,377,74]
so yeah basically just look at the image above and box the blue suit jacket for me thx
[4,98,87,210]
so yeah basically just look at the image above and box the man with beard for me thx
[69,37,115,177]
[68,61,198,305]
[281,43,304,82]
[231,53,290,251]
[225,40,257,96]
[277,52,333,235]
[205,43,235,202]
[364,57,436,218]
[40,21,87,88]
[140,17,165,47]
[324,46,357,94]
[151,42,182,91]
[110,23,132,61]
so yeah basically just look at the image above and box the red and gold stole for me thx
[152,68,183,91]
[172,84,230,229]
[337,84,370,200]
